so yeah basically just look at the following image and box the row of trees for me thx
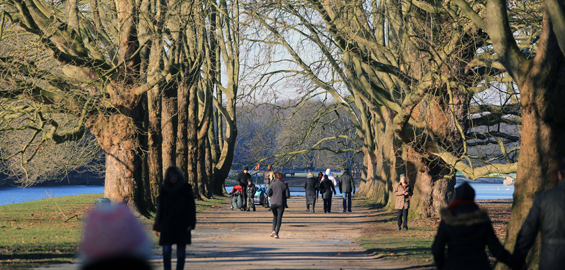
[0,0,242,215]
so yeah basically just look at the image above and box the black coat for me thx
[514,180,565,270]
[319,178,336,200]
[246,183,257,196]
[304,176,319,204]
[431,203,515,270]
[339,171,355,193]
[236,171,251,189]
[153,181,196,246]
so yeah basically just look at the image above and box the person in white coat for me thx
[325,168,338,187]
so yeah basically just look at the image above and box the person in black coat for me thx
[319,175,336,213]
[268,171,290,239]
[304,170,319,213]
[153,167,196,270]
[246,179,257,212]
[431,182,518,270]
[339,168,355,212]
[513,157,565,270]
[236,166,251,210]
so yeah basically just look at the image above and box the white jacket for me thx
[326,168,338,187]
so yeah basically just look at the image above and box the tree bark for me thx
[501,10,565,268]
[146,86,162,209]
[162,83,177,171]
[87,112,149,216]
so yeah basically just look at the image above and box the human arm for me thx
[431,221,448,270]
[394,184,404,196]
[406,185,413,196]
[153,189,163,237]
[513,195,542,265]
[485,221,519,269]
[186,185,197,231]
[331,182,336,195]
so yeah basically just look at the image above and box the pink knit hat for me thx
[79,203,151,263]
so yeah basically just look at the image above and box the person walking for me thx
[394,174,412,230]
[304,170,319,213]
[326,168,338,187]
[236,166,251,211]
[339,168,355,212]
[153,167,196,270]
[320,175,337,213]
[268,172,290,239]
[246,179,257,211]
[512,157,565,270]
[432,182,518,270]
[263,164,275,208]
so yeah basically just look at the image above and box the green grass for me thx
[354,198,436,267]
[0,194,227,269]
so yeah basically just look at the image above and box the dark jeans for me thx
[163,244,186,270]
[323,198,332,213]
[247,195,255,210]
[271,204,285,234]
[342,192,352,212]
[242,193,247,209]
[397,209,408,228]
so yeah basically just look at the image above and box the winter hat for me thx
[399,174,405,178]
[244,166,249,171]
[454,182,476,201]
[79,203,151,264]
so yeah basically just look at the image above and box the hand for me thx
[404,191,408,195]
[154,231,159,237]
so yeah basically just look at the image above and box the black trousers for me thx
[271,204,285,234]
[397,209,408,228]
[323,198,332,213]
[306,200,316,212]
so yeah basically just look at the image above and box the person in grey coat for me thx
[268,171,290,239]
[339,168,355,212]
[513,157,565,270]
[320,175,337,213]
[304,170,319,213]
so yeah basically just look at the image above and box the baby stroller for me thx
[254,186,267,205]
[230,185,244,211]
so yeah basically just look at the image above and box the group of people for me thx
[303,168,356,213]
[78,157,565,270]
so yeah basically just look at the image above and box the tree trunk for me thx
[187,82,200,199]
[87,113,149,216]
[500,12,565,268]
[409,150,455,218]
[146,86,162,209]
[177,82,189,177]
[162,83,177,171]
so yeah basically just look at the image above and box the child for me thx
[246,179,257,211]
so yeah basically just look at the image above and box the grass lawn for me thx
[355,198,511,268]
[0,193,226,269]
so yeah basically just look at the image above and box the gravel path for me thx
[35,197,431,270]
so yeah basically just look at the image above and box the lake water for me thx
[0,182,513,206]
[0,185,105,206]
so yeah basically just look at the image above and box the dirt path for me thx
[35,197,432,270]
